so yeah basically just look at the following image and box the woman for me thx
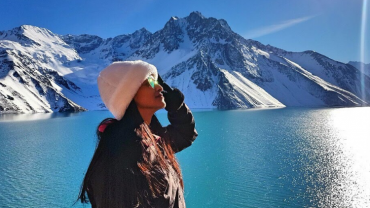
[77,60,198,208]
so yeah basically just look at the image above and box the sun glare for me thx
[360,0,368,102]
[328,107,370,206]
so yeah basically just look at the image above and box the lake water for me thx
[0,107,369,207]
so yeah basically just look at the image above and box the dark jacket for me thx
[86,98,198,208]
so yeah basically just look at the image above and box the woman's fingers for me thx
[158,74,173,92]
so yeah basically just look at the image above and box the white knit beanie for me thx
[97,60,158,120]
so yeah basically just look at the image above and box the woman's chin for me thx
[160,102,166,109]
[153,101,166,110]
[159,99,166,109]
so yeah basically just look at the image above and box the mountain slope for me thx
[348,61,370,77]
[0,25,86,113]
[1,12,368,114]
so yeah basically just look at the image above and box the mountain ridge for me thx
[0,11,369,114]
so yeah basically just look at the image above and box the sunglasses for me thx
[147,75,158,89]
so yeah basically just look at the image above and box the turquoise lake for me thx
[0,107,369,207]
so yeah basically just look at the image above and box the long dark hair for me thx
[76,100,183,207]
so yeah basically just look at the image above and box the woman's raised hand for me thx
[157,74,184,112]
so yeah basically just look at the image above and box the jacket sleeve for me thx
[161,102,198,153]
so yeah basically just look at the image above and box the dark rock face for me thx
[185,11,233,45]
[348,61,370,76]
[189,54,218,91]
[160,18,184,52]
[0,50,15,78]
[212,72,239,109]
[61,34,103,54]
[165,62,188,79]
[47,71,81,91]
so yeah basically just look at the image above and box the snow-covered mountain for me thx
[0,25,86,113]
[1,12,369,114]
[348,61,370,77]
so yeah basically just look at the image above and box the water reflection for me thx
[328,107,370,206]
[295,107,370,207]
[0,111,87,122]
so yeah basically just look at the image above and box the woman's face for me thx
[134,75,166,111]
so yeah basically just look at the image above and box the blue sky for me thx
[1,0,369,63]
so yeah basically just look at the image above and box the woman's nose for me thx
[155,83,163,92]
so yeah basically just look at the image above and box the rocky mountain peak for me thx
[20,24,41,31]
[61,34,103,54]
[127,28,152,49]
[0,24,68,48]
[217,19,232,31]
[18,25,56,38]
[132,27,151,36]
[154,16,186,53]
[187,11,205,21]
[164,15,186,28]
[184,11,230,30]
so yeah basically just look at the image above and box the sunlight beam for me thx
[360,0,368,102]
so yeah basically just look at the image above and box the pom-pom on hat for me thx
[97,60,158,120]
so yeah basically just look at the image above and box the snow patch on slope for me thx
[221,69,285,108]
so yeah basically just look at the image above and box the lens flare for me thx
[360,0,368,102]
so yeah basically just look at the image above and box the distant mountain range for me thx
[0,11,369,114]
